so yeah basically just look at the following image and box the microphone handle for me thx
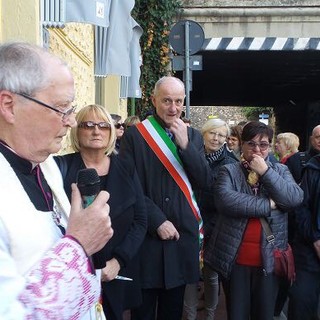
[82,194,108,270]
[81,195,97,208]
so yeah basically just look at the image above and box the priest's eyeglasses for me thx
[17,93,76,121]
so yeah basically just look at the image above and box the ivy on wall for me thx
[131,0,182,118]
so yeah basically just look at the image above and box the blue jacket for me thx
[204,161,303,279]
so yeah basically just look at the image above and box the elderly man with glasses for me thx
[0,41,113,319]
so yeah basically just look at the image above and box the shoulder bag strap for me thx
[260,217,275,244]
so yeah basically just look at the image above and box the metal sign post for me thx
[169,20,205,119]
[184,21,190,118]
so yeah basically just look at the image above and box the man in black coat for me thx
[286,124,320,184]
[288,154,320,319]
[275,126,320,318]
[119,76,212,320]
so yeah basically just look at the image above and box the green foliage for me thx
[131,0,182,118]
[242,106,274,121]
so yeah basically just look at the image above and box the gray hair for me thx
[0,41,67,95]
[276,132,300,153]
[153,76,185,96]
[312,124,320,136]
[201,118,230,136]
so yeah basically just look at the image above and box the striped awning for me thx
[203,37,320,51]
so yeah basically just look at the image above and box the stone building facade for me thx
[181,0,320,38]
[186,105,247,130]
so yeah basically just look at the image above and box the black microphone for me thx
[77,168,100,208]
[76,168,107,269]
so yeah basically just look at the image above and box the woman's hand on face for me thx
[248,154,268,176]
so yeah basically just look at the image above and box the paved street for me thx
[123,282,228,320]
[123,283,291,319]
[182,282,227,320]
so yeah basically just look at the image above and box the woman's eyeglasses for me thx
[114,123,124,129]
[210,132,227,139]
[78,121,111,130]
[245,141,270,151]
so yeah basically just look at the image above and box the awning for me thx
[203,37,320,51]
[65,0,110,28]
[127,20,143,98]
[96,0,135,76]
[94,0,143,98]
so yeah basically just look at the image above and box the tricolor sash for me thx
[136,116,204,266]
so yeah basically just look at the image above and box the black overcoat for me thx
[293,154,320,272]
[119,123,213,289]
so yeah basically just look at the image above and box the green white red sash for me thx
[136,116,204,261]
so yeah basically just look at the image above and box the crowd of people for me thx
[1,40,320,320]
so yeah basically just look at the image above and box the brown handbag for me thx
[260,218,296,283]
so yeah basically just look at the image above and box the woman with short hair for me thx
[184,118,237,320]
[204,121,303,320]
[227,125,243,160]
[275,132,300,164]
[111,113,125,152]
[124,115,140,129]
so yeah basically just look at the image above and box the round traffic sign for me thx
[169,20,205,55]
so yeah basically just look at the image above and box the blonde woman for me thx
[184,118,237,320]
[273,132,300,317]
[275,132,300,164]
[55,104,147,320]
[124,115,140,129]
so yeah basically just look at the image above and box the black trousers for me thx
[131,285,186,320]
[288,268,320,320]
[274,276,291,316]
[222,264,278,320]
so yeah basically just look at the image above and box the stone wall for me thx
[183,0,320,7]
[185,105,247,130]
[180,0,320,38]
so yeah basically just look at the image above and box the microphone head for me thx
[77,168,100,196]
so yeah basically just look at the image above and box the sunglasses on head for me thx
[78,121,111,130]
[114,123,124,129]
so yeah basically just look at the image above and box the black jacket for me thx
[293,154,320,272]
[119,122,213,289]
[196,144,237,240]
[286,148,319,183]
[54,152,147,318]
